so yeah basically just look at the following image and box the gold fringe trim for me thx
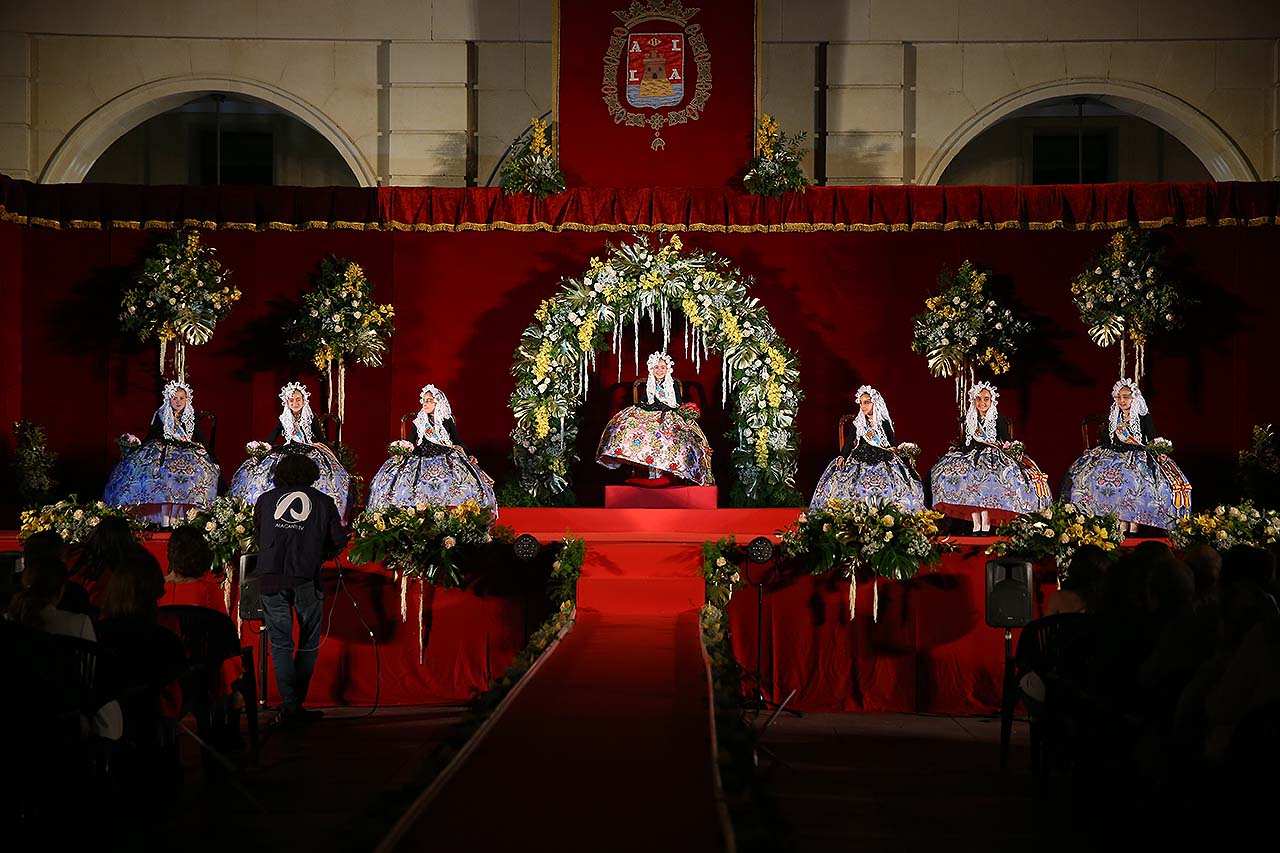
[1,202,1277,233]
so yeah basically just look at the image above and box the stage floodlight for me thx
[513,533,541,561]
[746,536,775,564]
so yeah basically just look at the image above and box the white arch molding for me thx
[39,75,377,187]
[919,78,1259,186]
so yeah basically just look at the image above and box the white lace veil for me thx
[964,382,1000,443]
[646,351,677,407]
[853,385,893,446]
[157,380,196,441]
[1108,378,1150,443]
[278,381,315,443]
[414,384,455,446]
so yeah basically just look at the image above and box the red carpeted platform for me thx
[728,538,1061,715]
[0,531,539,707]
[502,507,801,615]
[604,484,719,509]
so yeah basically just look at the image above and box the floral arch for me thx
[506,233,802,506]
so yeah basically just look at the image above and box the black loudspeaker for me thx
[985,558,1034,628]
[238,553,264,620]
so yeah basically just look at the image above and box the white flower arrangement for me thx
[506,231,803,506]
[245,440,272,459]
[388,439,415,458]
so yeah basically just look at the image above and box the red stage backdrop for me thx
[1,178,1278,524]
[556,0,757,187]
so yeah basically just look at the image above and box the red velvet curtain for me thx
[2,176,1278,522]
[6,176,1279,231]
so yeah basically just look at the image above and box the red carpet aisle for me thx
[383,541,728,851]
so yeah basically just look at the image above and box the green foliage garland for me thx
[507,232,803,506]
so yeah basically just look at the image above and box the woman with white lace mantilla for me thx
[104,380,220,524]
[367,383,497,511]
[929,382,1052,532]
[1061,378,1192,533]
[810,385,924,511]
[596,351,714,487]
[229,382,353,522]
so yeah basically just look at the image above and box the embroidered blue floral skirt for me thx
[103,440,220,523]
[930,445,1052,522]
[367,448,497,511]
[229,444,352,521]
[1061,448,1191,530]
[810,455,924,511]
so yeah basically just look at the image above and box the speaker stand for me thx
[999,628,1015,768]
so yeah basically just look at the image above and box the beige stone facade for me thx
[1,1,1276,186]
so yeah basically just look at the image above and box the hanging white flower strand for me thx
[418,578,426,665]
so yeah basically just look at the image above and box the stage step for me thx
[604,484,718,509]
[577,577,706,614]
[577,542,707,614]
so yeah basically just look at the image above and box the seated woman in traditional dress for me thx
[367,383,497,511]
[104,380,220,525]
[929,382,1051,533]
[596,351,714,487]
[1061,379,1191,534]
[229,382,352,521]
[810,385,924,511]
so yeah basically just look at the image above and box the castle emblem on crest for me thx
[602,1,713,150]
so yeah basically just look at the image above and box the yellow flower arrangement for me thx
[719,310,742,346]
[533,339,553,382]
[577,315,597,352]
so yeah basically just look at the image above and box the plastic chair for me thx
[160,604,259,763]
[2,621,110,825]
[1001,613,1095,777]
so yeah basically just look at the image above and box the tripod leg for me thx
[763,688,800,730]
[1000,629,1014,768]
[259,628,270,709]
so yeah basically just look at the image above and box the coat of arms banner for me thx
[555,0,758,187]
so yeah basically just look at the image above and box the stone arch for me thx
[39,75,377,187]
[919,78,1258,185]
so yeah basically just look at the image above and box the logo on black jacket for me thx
[274,491,314,523]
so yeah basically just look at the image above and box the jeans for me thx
[261,580,323,709]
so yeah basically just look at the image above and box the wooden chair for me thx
[631,378,684,405]
[838,414,858,451]
[399,412,417,441]
[1081,415,1107,450]
[315,412,343,446]
[196,410,217,455]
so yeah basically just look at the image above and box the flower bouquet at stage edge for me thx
[985,501,1122,574]
[779,499,952,620]
[348,500,513,662]
[20,497,144,545]
[1170,501,1280,552]
[348,500,511,589]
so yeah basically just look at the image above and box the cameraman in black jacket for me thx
[252,453,348,726]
